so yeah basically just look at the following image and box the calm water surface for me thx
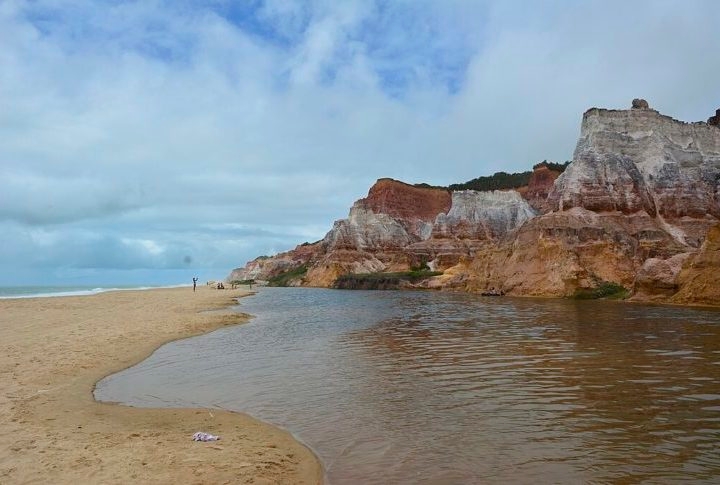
[95,288,720,484]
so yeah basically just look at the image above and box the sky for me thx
[1,0,719,286]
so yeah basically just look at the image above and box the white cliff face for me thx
[323,204,416,251]
[433,190,537,239]
[549,107,720,246]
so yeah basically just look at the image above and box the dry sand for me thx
[0,286,323,484]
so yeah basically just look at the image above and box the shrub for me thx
[411,161,571,193]
[410,258,430,272]
[448,170,532,192]
[532,160,571,172]
[231,279,255,286]
[267,265,308,287]
[573,282,628,300]
[333,270,442,290]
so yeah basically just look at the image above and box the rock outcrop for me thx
[632,98,650,110]
[228,101,720,306]
[406,190,536,271]
[304,180,452,285]
[548,107,720,246]
[517,164,563,211]
[432,190,536,240]
[227,241,323,284]
[632,252,694,301]
[427,207,686,296]
[360,178,452,230]
[708,109,720,127]
[671,223,720,306]
[324,179,451,252]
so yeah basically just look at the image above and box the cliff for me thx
[548,106,720,246]
[228,101,720,306]
[227,241,323,286]
[517,163,563,211]
[671,223,720,306]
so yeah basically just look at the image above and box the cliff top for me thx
[583,100,720,129]
[360,178,452,222]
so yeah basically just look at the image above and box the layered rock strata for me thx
[226,242,323,285]
[305,180,453,285]
[411,190,537,270]
[228,102,720,306]
[547,107,720,246]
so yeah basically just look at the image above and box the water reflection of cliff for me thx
[98,289,720,484]
[339,294,720,483]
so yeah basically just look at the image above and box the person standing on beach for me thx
[192,277,198,292]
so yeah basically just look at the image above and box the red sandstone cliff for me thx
[306,180,453,286]
[359,178,452,224]
[517,164,562,212]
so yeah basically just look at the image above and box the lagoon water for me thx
[95,288,720,484]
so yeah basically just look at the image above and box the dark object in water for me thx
[481,289,504,297]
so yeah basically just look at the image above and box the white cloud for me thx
[1,0,719,284]
[121,237,165,256]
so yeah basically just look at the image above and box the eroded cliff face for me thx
[446,208,686,296]
[517,164,562,212]
[360,178,452,228]
[228,102,720,306]
[548,107,720,246]
[671,224,720,306]
[469,105,719,300]
[227,241,324,284]
[302,180,452,285]
[327,179,451,250]
[409,190,537,271]
[433,190,536,240]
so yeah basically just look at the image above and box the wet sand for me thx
[0,287,323,484]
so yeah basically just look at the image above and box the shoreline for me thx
[0,283,193,300]
[0,286,323,484]
[329,284,720,310]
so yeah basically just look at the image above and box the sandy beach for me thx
[0,287,323,484]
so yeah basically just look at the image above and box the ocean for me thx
[0,284,190,299]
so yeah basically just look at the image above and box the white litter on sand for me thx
[192,432,220,442]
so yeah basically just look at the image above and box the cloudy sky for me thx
[1,0,719,286]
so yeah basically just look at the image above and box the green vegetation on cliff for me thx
[442,161,571,192]
[449,171,532,192]
[267,264,308,287]
[230,279,256,288]
[573,282,629,300]
[533,160,571,172]
[333,270,442,290]
[412,161,571,192]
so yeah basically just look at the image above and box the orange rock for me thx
[671,224,720,306]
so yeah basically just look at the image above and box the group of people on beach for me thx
[193,277,227,291]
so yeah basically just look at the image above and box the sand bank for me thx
[0,287,323,484]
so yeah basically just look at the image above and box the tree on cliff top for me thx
[446,161,571,192]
